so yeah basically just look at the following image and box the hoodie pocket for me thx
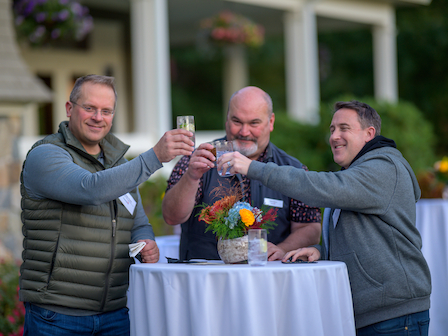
[338,252,384,315]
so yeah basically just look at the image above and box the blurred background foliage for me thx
[139,177,175,236]
[170,0,448,160]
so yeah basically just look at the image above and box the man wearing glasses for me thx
[19,74,194,335]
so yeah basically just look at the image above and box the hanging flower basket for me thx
[200,11,265,49]
[13,0,93,47]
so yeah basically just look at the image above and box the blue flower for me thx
[225,202,252,229]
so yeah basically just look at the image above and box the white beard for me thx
[233,140,258,157]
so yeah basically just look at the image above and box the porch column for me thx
[130,0,171,140]
[284,3,320,124]
[223,45,249,107]
[53,70,70,132]
[372,8,398,102]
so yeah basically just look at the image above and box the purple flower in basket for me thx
[23,1,38,16]
[34,12,46,23]
[71,2,82,16]
[14,0,94,45]
[15,15,24,26]
[51,28,61,39]
[29,25,45,43]
[58,9,70,21]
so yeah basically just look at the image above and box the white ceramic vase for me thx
[217,235,248,264]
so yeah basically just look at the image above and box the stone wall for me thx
[0,114,23,261]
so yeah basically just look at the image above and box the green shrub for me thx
[138,176,175,237]
[271,97,436,174]
[0,260,24,336]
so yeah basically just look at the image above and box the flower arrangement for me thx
[13,0,93,47]
[417,157,448,199]
[0,259,25,336]
[200,11,265,48]
[198,182,277,240]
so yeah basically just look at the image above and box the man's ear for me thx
[366,126,376,142]
[66,101,72,117]
[269,113,275,132]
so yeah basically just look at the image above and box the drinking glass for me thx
[177,116,195,147]
[215,140,234,177]
[248,229,268,266]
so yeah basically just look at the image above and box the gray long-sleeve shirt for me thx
[23,143,162,242]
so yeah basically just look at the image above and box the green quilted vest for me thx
[19,121,138,312]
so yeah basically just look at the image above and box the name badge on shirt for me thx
[332,208,341,228]
[263,198,283,208]
[119,193,136,215]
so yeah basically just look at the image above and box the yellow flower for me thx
[239,209,255,227]
[439,157,448,173]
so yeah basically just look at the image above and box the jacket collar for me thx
[58,121,130,168]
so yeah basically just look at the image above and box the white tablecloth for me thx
[155,235,180,262]
[416,199,448,336]
[128,260,355,336]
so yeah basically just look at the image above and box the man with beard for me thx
[162,86,321,261]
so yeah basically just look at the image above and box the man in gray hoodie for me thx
[219,100,431,335]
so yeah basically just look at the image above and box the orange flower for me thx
[199,196,238,224]
[239,208,255,226]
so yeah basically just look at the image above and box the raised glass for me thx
[177,115,195,147]
[215,140,234,177]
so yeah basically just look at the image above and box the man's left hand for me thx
[218,151,252,176]
[139,239,159,263]
[267,242,286,261]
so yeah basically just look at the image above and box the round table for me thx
[416,199,448,336]
[128,260,355,336]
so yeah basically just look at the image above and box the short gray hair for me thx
[70,74,117,108]
[334,100,381,136]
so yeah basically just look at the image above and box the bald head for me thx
[227,86,273,118]
[225,86,275,159]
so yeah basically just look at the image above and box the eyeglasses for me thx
[70,101,115,117]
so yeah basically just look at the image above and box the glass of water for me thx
[248,229,268,266]
[215,140,234,177]
[177,116,195,147]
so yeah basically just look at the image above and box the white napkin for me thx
[129,242,146,257]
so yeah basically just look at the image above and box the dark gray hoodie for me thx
[248,145,431,329]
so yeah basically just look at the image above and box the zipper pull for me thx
[112,219,117,237]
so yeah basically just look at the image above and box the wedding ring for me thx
[227,161,232,167]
